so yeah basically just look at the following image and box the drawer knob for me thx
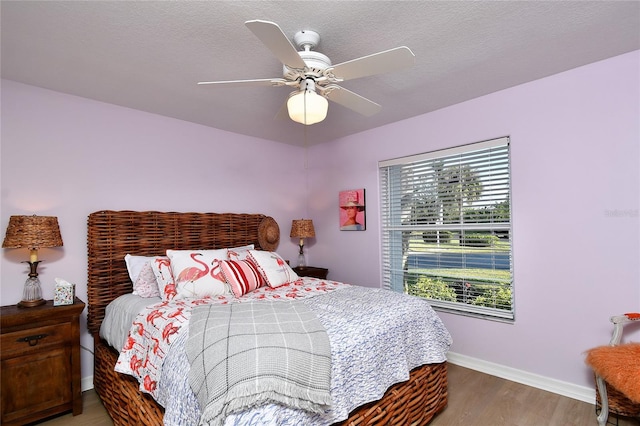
[17,333,49,346]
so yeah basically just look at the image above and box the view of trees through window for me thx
[380,137,513,320]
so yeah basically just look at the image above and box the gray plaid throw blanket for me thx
[186,301,332,426]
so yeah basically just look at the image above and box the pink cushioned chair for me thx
[585,313,640,426]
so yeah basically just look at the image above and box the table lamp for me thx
[290,219,315,267]
[2,215,63,307]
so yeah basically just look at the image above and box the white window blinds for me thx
[379,137,514,320]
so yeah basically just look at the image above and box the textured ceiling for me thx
[2,1,639,146]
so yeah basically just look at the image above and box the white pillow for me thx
[124,254,155,283]
[246,250,299,288]
[166,249,229,299]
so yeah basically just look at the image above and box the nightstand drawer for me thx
[1,323,70,358]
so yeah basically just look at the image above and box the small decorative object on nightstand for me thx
[53,278,76,306]
[293,266,328,280]
[1,298,85,425]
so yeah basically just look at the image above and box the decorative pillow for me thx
[227,244,255,261]
[246,250,299,288]
[132,261,160,298]
[166,249,229,299]
[149,256,176,301]
[218,259,265,297]
[124,254,156,284]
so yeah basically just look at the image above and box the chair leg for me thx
[596,375,609,426]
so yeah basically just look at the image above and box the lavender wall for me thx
[0,80,307,381]
[306,51,639,390]
[1,51,638,394]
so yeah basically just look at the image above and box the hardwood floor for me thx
[34,364,639,425]
[31,389,113,425]
[430,364,638,426]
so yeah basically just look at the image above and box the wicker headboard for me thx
[86,210,280,335]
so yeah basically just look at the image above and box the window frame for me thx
[379,137,514,321]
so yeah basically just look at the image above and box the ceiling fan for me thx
[198,20,415,125]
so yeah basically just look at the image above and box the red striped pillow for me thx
[218,260,265,297]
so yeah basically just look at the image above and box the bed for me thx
[87,210,451,425]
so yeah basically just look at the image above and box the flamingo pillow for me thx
[166,249,229,299]
[227,244,255,261]
[149,256,176,301]
[246,250,299,288]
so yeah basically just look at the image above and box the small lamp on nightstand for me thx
[290,219,315,267]
[2,215,63,307]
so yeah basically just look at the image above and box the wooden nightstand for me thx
[1,298,85,425]
[292,266,329,280]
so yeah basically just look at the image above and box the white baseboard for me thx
[447,352,595,404]
[81,353,596,404]
[82,376,94,392]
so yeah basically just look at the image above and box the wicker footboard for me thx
[94,338,165,425]
[93,337,448,426]
[340,358,448,425]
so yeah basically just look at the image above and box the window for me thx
[379,137,513,321]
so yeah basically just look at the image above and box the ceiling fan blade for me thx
[329,46,415,81]
[245,20,307,70]
[323,85,382,117]
[197,78,287,88]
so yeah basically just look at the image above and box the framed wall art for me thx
[339,188,366,231]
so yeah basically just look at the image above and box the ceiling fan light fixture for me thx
[287,80,328,125]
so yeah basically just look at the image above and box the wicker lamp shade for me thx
[3,215,63,249]
[290,219,315,239]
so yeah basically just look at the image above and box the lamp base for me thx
[19,274,45,308]
[18,298,46,308]
[297,243,306,267]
